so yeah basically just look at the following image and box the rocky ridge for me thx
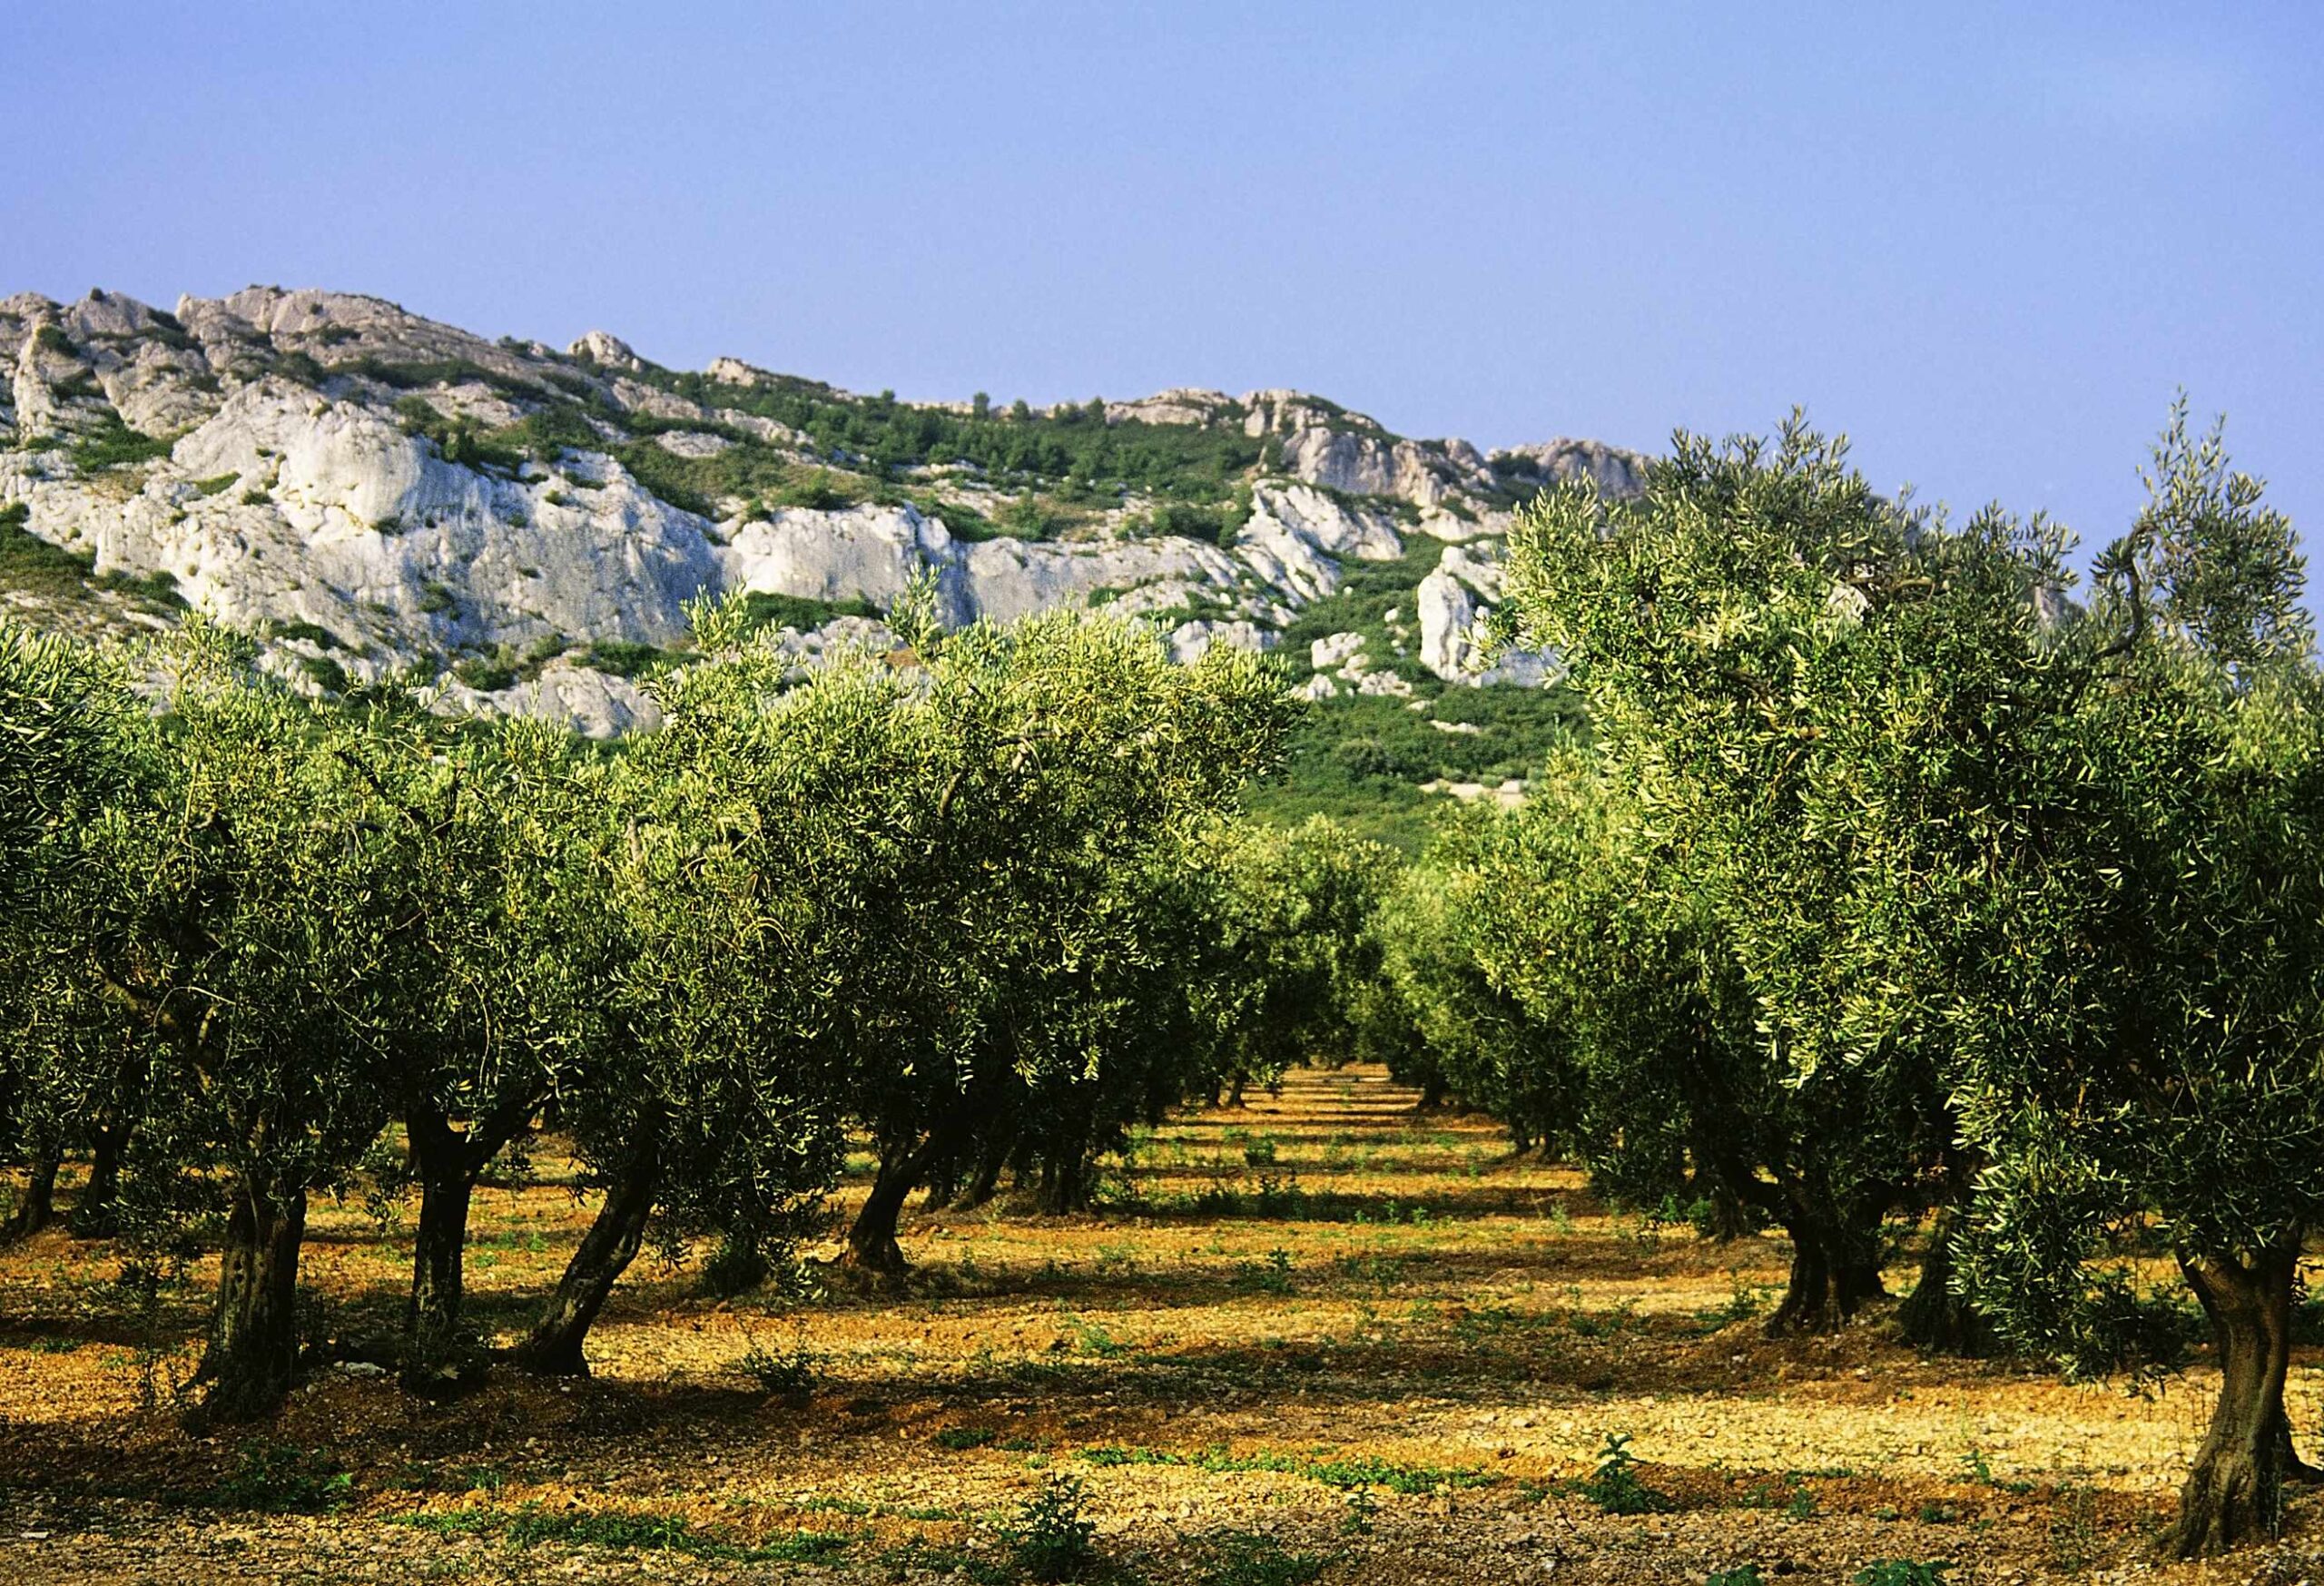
[0,286,1645,736]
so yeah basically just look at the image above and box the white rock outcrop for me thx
[1490,438,1647,498]
[0,281,1643,734]
[446,662,665,741]
[1415,544,1558,687]
[1167,618,1275,665]
[568,330,644,370]
[1279,427,1492,507]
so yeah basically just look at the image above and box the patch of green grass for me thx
[268,620,343,650]
[451,654,517,693]
[1195,1530,1329,1586]
[212,1442,354,1514]
[1230,1248,1297,1295]
[1333,1251,1409,1292]
[611,432,844,521]
[1076,1443,1495,1496]
[1137,497,1251,547]
[578,639,675,678]
[70,414,174,475]
[335,355,547,399]
[0,501,97,597]
[877,1540,1013,1585]
[396,1506,849,1563]
[1853,1564,1950,1586]
[739,590,884,635]
[738,1331,819,1396]
[772,469,869,511]
[1060,1314,1130,1358]
[389,1462,505,1494]
[191,472,241,497]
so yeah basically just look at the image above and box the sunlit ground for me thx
[0,1066,2310,1583]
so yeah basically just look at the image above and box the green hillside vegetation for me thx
[632,369,1265,503]
[1251,537,1583,853]
[351,333,1582,848]
[0,501,183,614]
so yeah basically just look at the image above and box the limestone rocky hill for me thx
[0,285,1645,736]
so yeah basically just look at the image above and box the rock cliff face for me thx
[0,286,1646,734]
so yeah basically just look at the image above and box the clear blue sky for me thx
[8,3,2318,569]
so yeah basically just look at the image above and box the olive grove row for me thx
[1374,403,2324,1559]
[0,586,1393,1422]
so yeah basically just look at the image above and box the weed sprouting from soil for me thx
[1002,1472,1099,1581]
[1577,1433,1671,1514]
[1853,1563,1951,1586]
[213,1442,354,1513]
[737,1321,819,1396]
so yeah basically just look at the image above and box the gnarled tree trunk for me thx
[514,1133,658,1376]
[192,1177,308,1423]
[844,1112,974,1274]
[845,1151,924,1275]
[2169,1243,2299,1558]
[406,1171,474,1382]
[2,1147,58,1243]
[68,1114,130,1237]
[1036,1147,1096,1215]
[919,1158,961,1212]
[1898,1208,1997,1356]
[402,1100,532,1390]
[1765,1203,1886,1335]
[950,1129,1014,1211]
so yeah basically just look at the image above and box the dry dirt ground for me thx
[2,1067,2320,1585]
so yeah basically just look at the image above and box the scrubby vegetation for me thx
[627,366,1265,503]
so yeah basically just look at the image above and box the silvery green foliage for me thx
[1192,816,1405,1096]
[1507,406,2324,1552]
[1497,422,2012,1326]
[616,597,1291,1264]
[0,622,130,892]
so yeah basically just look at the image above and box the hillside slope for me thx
[0,285,1641,838]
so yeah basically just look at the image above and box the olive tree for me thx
[1377,818,1574,1154]
[350,715,623,1387]
[512,616,879,1372]
[80,626,410,1420]
[1188,816,1403,1106]
[0,623,141,1239]
[1502,434,1995,1331]
[938,847,1222,1217]
[1426,755,1902,1296]
[1509,403,2324,1552]
[1938,410,2324,1554]
[823,609,1288,1272]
